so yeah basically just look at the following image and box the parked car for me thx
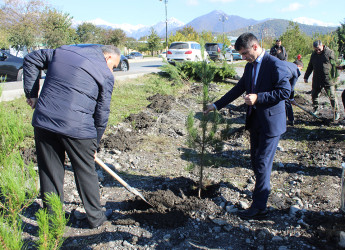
[167,41,208,64]
[205,43,232,61]
[126,52,143,59]
[0,50,24,81]
[229,49,242,60]
[73,44,129,72]
[158,51,167,58]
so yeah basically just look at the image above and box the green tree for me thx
[0,27,10,49]
[199,31,214,43]
[1,0,46,51]
[279,21,312,61]
[41,8,76,48]
[147,28,161,56]
[101,28,127,47]
[337,19,345,57]
[185,41,223,197]
[76,22,102,44]
[125,37,139,51]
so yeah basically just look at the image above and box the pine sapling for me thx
[186,40,223,198]
[36,193,69,250]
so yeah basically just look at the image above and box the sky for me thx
[5,0,345,27]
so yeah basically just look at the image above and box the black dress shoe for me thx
[89,209,113,229]
[238,207,268,220]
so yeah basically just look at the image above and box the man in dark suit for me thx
[204,33,291,219]
[23,45,121,229]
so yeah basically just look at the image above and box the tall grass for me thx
[0,97,67,249]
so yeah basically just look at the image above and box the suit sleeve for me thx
[23,49,54,98]
[256,60,291,104]
[94,76,115,145]
[214,68,247,110]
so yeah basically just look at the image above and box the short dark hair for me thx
[313,40,322,48]
[276,39,281,42]
[294,60,304,68]
[235,33,259,51]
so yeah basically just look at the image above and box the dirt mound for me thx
[20,147,37,165]
[125,112,156,129]
[99,128,138,152]
[147,94,175,113]
[117,178,221,229]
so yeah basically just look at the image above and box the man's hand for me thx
[204,104,215,115]
[304,79,308,83]
[26,98,38,109]
[290,99,297,105]
[244,94,257,106]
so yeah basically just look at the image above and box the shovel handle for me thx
[95,157,131,189]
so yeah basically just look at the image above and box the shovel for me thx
[292,102,321,120]
[95,157,153,207]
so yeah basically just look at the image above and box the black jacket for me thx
[23,45,115,144]
[270,45,287,61]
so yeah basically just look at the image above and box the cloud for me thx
[187,0,199,5]
[256,0,275,3]
[281,3,303,12]
[308,0,320,7]
[208,0,236,3]
[293,17,339,27]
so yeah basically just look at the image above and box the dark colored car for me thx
[0,50,24,81]
[228,49,242,60]
[125,52,143,60]
[205,43,232,61]
[73,44,129,72]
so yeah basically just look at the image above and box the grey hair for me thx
[313,40,322,48]
[101,45,121,57]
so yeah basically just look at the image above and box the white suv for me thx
[167,41,208,64]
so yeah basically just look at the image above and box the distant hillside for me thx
[183,10,264,33]
[228,19,337,38]
[87,10,337,40]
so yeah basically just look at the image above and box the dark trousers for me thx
[342,89,345,111]
[312,83,339,111]
[34,127,106,227]
[285,99,294,122]
[249,120,280,210]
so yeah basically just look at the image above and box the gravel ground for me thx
[21,69,345,249]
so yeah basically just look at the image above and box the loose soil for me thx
[21,71,345,249]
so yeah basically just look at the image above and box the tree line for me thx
[1,0,344,60]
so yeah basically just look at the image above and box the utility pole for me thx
[219,13,228,45]
[160,0,168,51]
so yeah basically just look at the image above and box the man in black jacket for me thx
[304,40,340,120]
[270,39,287,61]
[23,45,120,229]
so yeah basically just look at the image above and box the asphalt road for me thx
[0,58,165,102]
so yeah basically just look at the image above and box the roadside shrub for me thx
[161,60,236,84]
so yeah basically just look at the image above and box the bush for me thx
[160,61,236,83]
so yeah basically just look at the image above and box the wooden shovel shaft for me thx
[95,157,131,190]
[94,157,153,206]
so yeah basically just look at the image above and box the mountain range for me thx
[87,10,338,40]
